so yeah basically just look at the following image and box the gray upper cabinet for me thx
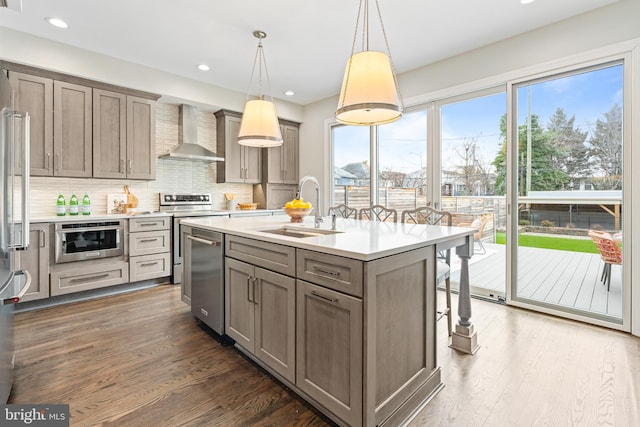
[126,96,156,179]
[93,89,126,178]
[94,90,155,179]
[8,72,54,176]
[4,61,159,180]
[264,120,299,184]
[215,109,262,184]
[54,81,93,177]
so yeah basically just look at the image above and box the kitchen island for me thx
[181,215,477,427]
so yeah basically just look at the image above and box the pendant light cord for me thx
[244,32,275,103]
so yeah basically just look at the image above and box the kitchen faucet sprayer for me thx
[297,176,323,228]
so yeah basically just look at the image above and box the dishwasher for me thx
[183,225,224,335]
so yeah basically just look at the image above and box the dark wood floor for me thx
[10,284,640,426]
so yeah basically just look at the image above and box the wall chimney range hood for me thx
[158,104,224,162]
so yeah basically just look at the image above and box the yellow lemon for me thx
[285,201,293,208]
[303,202,312,209]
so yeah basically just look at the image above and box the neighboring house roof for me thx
[334,166,357,179]
[342,162,370,179]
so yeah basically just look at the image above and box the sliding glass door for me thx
[434,89,507,301]
[509,61,627,327]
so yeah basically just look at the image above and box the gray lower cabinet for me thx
[296,279,363,427]
[16,223,51,302]
[225,257,296,382]
[223,234,438,427]
[50,260,129,296]
[129,217,171,282]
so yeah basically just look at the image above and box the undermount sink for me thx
[258,226,343,238]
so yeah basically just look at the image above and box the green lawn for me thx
[495,232,600,254]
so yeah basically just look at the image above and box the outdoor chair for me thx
[588,230,622,291]
[458,215,489,255]
[401,206,453,337]
[328,204,358,219]
[359,205,397,222]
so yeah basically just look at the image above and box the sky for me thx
[334,62,623,175]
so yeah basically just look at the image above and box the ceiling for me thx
[0,0,619,106]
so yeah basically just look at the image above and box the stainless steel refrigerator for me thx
[0,68,32,403]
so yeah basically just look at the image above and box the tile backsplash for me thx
[29,103,253,218]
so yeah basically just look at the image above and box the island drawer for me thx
[226,235,296,277]
[129,216,170,232]
[296,249,363,298]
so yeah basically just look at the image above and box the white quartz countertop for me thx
[181,215,476,261]
[30,212,172,223]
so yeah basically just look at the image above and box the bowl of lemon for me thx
[284,198,312,223]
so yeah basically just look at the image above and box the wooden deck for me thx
[448,243,623,318]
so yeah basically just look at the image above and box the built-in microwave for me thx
[54,220,125,264]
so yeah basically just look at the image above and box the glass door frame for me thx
[505,54,633,332]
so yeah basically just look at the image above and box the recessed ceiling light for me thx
[197,64,210,71]
[45,17,69,29]
[520,0,535,4]
[284,90,295,96]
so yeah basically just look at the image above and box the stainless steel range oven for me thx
[159,193,227,284]
[54,220,125,264]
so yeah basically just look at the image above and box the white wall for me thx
[0,27,304,122]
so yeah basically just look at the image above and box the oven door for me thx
[55,222,124,263]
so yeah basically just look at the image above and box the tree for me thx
[454,137,493,196]
[493,113,569,196]
[546,108,590,186]
[588,103,622,190]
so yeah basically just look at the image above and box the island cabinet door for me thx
[254,267,296,383]
[225,258,256,351]
[296,280,363,427]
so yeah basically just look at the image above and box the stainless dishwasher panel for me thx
[185,228,224,335]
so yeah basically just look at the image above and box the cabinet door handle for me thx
[310,290,338,304]
[55,153,60,171]
[70,273,109,283]
[247,277,253,303]
[47,153,52,170]
[253,277,259,305]
[139,238,159,243]
[128,159,132,174]
[313,266,341,277]
[39,230,45,248]
[120,159,125,173]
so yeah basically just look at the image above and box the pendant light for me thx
[336,0,404,126]
[237,30,283,147]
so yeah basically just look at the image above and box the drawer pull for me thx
[313,267,341,277]
[70,273,109,283]
[139,222,159,227]
[139,238,159,243]
[310,291,338,304]
[140,261,159,267]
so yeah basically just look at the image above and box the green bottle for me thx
[69,194,79,216]
[56,194,66,216]
[82,194,91,215]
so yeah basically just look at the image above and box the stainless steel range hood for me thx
[158,104,224,162]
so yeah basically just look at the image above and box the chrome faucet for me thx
[296,175,323,228]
